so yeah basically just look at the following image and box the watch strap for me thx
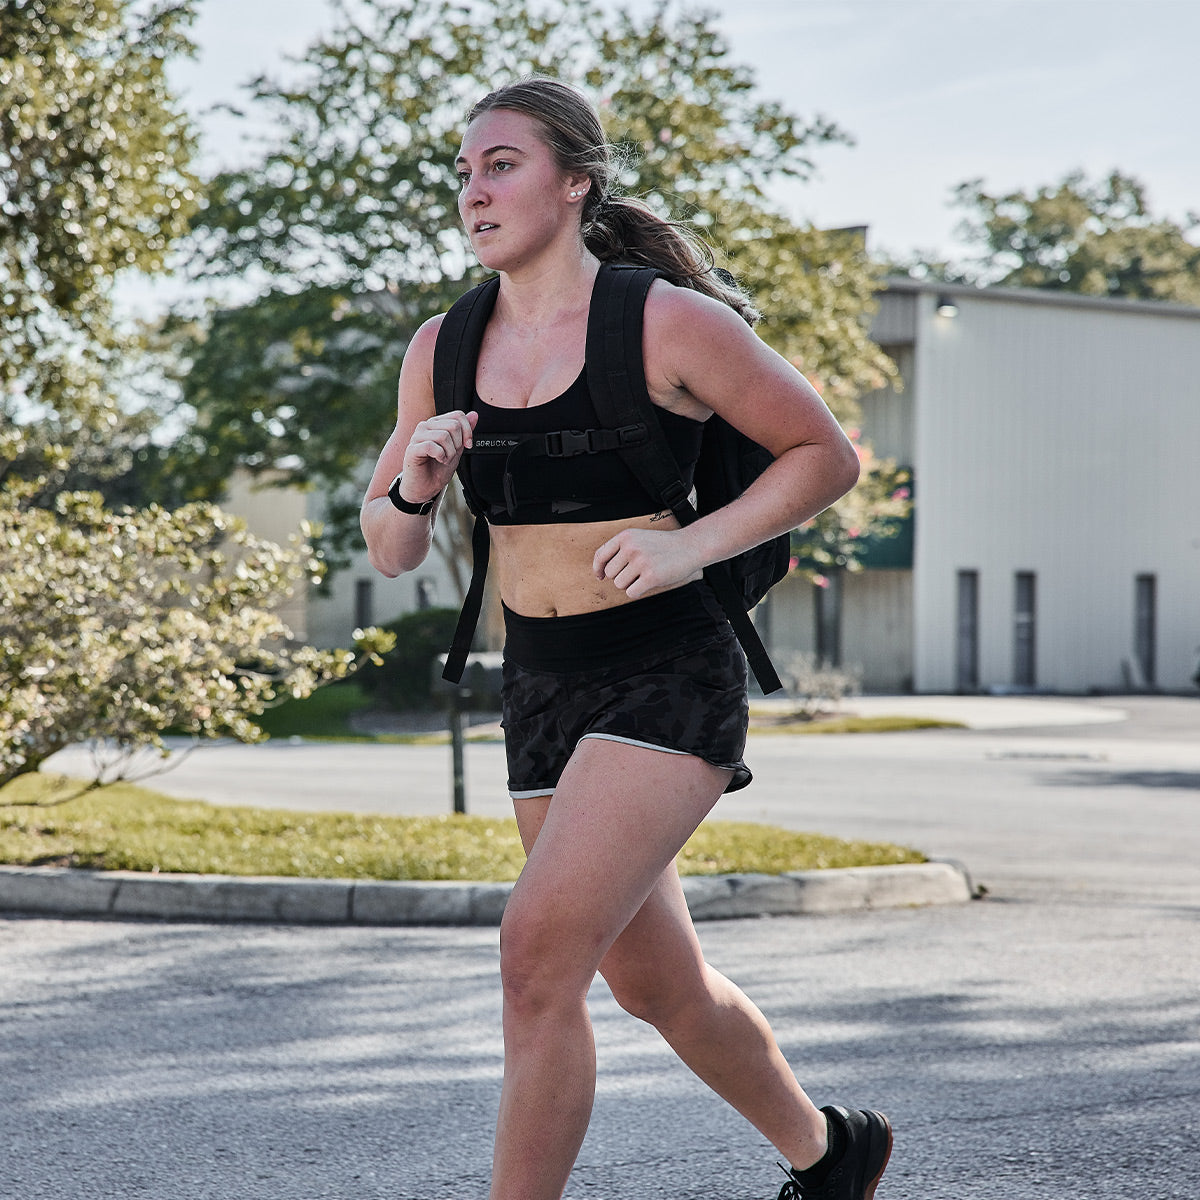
[387,474,438,515]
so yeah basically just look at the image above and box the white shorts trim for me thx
[507,734,690,800]
[580,732,688,755]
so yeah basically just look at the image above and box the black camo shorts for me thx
[500,583,752,798]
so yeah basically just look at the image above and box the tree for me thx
[902,170,1200,305]
[0,3,393,792]
[168,0,900,580]
[0,0,202,493]
[0,427,393,793]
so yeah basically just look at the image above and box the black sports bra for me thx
[466,367,705,525]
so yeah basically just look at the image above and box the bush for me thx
[781,653,862,719]
[0,431,393,789]
[355,607,461,711]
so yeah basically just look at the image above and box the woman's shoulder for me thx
[413,309,447,346]
[645,276,751,328]
[642,276,758,363]
[400,311,445,371]
[636,279,761,416]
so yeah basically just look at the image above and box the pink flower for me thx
[813,573,829,589]
[892,486,911,500]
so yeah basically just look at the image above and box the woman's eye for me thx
[457,171,471,187]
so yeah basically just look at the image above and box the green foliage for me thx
[0,0,200,370]
[0,426,394,788]
[169,0,897,566]
[251,681,374,739]
[0,777,924,880]
[355,606,461,710]
[901,170,1200,305]
[0,5,402,790]
[0,0,203,503]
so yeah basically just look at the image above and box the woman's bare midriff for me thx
[490,510,688,617]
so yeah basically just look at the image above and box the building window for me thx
[1013,571,1036,688]
[354,578,374,629]
[1134,574,1156,686]
[814,570,843,666]
[956,570,979,693]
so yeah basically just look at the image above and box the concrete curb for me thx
[0,860,973,925]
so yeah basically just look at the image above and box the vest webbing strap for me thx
[443,513,490,685]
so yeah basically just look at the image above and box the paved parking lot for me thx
[5,694,1199,1198]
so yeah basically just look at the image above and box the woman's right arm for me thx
[359,314,479,578]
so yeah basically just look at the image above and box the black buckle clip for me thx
[545,424,647,458]
[661,479,691,513]
[545,429,593,457]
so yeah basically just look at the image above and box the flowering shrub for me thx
[0,432,392,792]
[791,429,912,576]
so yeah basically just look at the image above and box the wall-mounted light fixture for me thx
[936,295,959,318]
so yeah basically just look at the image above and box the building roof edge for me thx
[880,275,1200,321]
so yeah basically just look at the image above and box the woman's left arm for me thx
[593,283,860,599]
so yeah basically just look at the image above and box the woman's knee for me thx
[498,900,594,1015]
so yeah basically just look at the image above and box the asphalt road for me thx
[5,694,1199,1199]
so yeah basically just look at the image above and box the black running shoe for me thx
[774,1105,893,1200]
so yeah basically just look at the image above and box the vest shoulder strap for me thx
[432,275,499,683]
[432,274,501,416]
[585,261,783,694]
[585,263,694,517]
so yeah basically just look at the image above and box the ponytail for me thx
[467,77,760,326]
[583,194,760,326]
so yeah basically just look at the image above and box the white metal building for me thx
[763,278,1200,694]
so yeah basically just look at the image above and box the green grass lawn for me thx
[751,714,959,735]
[0,775,924,882]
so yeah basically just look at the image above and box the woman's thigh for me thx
[503,737,729,985]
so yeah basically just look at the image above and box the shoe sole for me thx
[862,1110,893,1200]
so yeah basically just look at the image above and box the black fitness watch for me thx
[387,473,439,516]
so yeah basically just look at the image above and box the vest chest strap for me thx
[468,423,647,458]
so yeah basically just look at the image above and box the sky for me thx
[167,0,1199,269]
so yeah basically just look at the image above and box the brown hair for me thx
[466,77,759,325]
